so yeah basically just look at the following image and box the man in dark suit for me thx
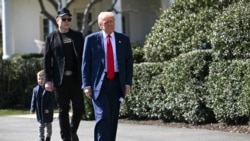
[81,11,133,141]
[44,7,84,141]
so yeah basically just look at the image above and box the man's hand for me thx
[125,85,131,94]
[84,87,92,99]
[45,81,54,92]
[44,109,49,114]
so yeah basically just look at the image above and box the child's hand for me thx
[44,109,49,113]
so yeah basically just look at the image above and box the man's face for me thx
[56,15,72,30]
[99,16,115,34]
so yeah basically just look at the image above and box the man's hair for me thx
[98,11,115,25]
[37,70,44,77]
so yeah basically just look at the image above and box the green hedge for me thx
[121,50,215,124]
[210,1,250,60]
[0,55,94,120]
[0,56,43,108]
[206,60,250,124]
[1,51,250,124]
[143,0,244,62]
[121,51,250,124]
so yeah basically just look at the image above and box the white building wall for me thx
[122,0,162,44]
[2,0,169,57]
[11,0,56,54]
[11,0,41,54]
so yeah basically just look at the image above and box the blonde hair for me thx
[37,70,45,77]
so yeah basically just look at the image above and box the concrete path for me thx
[0,114,250,141]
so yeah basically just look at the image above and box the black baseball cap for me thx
[57,8,72,17]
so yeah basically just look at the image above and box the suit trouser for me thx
[54,75,84,141]
[93,74,122,141]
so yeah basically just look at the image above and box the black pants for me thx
[54,75,84,141]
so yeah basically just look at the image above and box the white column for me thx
[113,0,122,33]
[2,0,13,60]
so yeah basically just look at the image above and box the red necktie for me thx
[107,35,115,79]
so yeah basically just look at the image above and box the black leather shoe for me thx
[71,133,79,141]
[40,138,44,141]
[45,137,50,141]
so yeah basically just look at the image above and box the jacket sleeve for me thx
[44,35,53,82]
[81,35,92,88]
[30,87,37,112]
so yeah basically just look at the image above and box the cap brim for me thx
[58,13,72,17]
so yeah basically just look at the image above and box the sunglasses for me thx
[61,18,72,22]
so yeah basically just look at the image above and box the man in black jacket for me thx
[44,7,84,141]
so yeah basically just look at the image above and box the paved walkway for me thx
[0,114,250,141]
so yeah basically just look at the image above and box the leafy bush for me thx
[159,50,214,124]
[121,50,216,124]
[132,44,145,63]
[143,0,243,62]
[0,57,43,108]
[205,60,250,124]
[210,1,250,60]
[121,62,164,119]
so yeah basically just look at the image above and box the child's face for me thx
[37,75,45,86]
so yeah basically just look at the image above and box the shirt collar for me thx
[102,31,114,38]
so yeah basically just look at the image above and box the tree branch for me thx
[81,0,119,36]
[66,0,75,8]
[47,0,58,10]
[38,0,58,27]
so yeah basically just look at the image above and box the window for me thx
[122,13,130,35]
[76,13,83,31]
[41,18,55,40]
[42,19,49,40]
[76,12,92,34]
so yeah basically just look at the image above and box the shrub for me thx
[160,50,214,124]
[143,0,243,62]
[205,60,250,124]
[0,56,43,108]
[210,1,250,60]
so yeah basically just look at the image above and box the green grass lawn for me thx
[0,109,59,116]
[0,109,30,116]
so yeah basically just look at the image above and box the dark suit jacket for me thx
[82,31,133,100]
[30,85,55,123]
[44,29,84,86]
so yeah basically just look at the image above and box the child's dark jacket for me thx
[30,85,55,123]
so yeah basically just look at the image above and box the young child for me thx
[30,70,55,141]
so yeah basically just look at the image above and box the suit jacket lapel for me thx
[114,32,121,65]
[56,30,64,57]
[99,31,105,66]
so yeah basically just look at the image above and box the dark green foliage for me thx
[120,0,250,124]
[82,95,94,120]
[160,50,214,124]
[0,56,43,108]
[0,54,94,120]
[205,60,250,124]
[210,1,250,60]
[143,0,243,62]
[121,51,216,124]
[120,62,165,119]
[21,53,44,59]
[132,45,145,63]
